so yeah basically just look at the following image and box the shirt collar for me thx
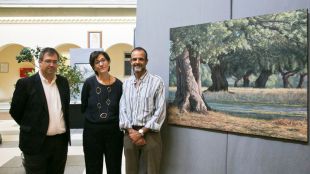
[39,71,57,84]
[131,71,149,84]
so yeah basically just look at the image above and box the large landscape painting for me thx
[168,9,308,142]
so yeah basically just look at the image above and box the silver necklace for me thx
[96,76,111,119]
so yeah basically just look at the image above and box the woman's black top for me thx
[81,75,122,124]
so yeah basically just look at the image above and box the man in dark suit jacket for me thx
[10,47,71,174]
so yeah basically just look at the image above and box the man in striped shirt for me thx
[119,47,166,174]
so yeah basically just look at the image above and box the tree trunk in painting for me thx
[243,70,252,87]
[281,71,297,88]
[255,70,272,88]
[208,63,228,91]
[174,48,208,114]
[188,46,202,94]
[297,73,307,88]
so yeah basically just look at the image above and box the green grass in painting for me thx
[203,87,307,106]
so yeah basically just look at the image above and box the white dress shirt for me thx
[39,71,66,135]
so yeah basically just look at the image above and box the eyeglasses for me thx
[95,59,107,65]
[43,60,59,65]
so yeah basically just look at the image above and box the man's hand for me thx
[128,128,140,142]
[127,128,146,146]
[134,137,146,146]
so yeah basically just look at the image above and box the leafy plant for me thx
[16,47,83,99]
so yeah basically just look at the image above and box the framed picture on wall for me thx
[168,9,308,142]
[75,63,94,82]
[0,62,9,73]
[87,31,102,48]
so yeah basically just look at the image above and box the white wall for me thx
[0,8,136,102]
[0,19,135,49]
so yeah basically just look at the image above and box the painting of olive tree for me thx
[168,9,308,142]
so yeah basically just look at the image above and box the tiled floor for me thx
[0,110,126,174]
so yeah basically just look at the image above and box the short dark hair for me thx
[131,47,148,60]
[39,47,60,62]
[89,51,111,75]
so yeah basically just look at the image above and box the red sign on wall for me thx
[20,68,34,78]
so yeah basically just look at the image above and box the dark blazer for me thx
[10,73,71,155]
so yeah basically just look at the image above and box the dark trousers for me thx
[22,133,68,174]
[83,121,124,174]
[124,132,162,174]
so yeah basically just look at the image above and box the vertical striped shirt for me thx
[119,71,166,131]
